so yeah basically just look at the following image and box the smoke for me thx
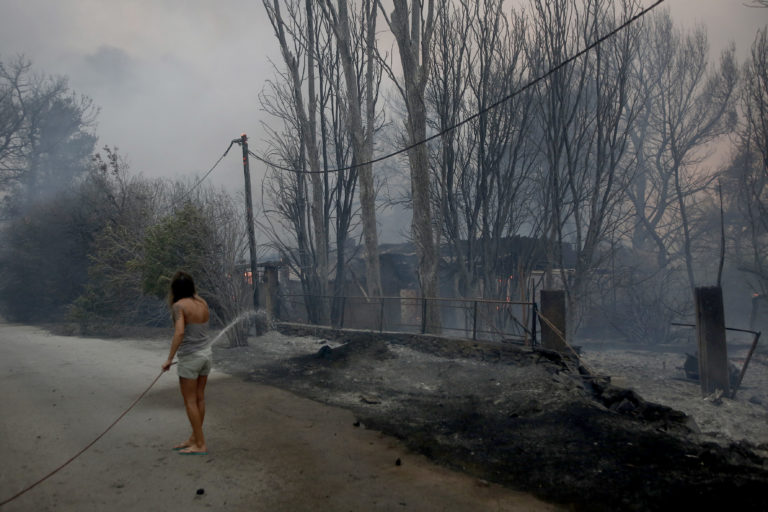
[0,0,275,194]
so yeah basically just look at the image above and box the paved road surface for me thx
[0,323,561,511]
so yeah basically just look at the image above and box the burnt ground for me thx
[213,324,768,511]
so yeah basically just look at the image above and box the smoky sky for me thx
[0,0,765,243]
[0,0,274,196]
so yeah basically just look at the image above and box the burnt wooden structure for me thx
[540,290,567,352]
[695,286,730,396]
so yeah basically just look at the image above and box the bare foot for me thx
[178,445,208,455]
[173,438,195,450]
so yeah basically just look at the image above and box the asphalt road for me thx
[0,323,560,511]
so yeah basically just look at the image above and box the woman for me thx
[162,271,211,455]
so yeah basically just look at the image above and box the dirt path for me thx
[0,323,561,511]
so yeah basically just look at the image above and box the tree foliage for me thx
[69,148,168,331]
[139,203,212,300]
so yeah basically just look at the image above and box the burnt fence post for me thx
[540,290,567,351]
[695,286,730,396]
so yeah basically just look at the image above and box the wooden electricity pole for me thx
[235,133,259,310]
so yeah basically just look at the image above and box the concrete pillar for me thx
[695,286,729,396]
[400,289,419,329]
[540,290,567,351]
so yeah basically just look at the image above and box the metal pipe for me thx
[732,331,762,398]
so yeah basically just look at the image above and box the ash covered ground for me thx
[213,325,768,511]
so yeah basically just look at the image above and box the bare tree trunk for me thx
[322,0,383,299]
[528,0,577,291]
[380,0,442,333]
[304,0,330,322]
[264,0,329,323]
[428,1,471,298]
[362,0,382,298]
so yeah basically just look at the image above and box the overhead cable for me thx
[177,140,236,200]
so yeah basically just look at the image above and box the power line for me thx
[252,0,666,176]
[177,140,236,201]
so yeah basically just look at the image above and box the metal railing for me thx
[278,293,538,345]
[670,322,762,398]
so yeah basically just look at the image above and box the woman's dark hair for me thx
[169,271,196,305]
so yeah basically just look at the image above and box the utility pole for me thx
[234,133,259,310]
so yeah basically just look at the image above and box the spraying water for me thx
[205,309,272,349]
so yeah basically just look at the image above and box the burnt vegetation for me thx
[240,327,768,511]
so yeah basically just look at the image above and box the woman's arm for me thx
[162,302,186,371]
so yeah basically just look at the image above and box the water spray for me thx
[204,308,273,349]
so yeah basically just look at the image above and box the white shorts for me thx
[177,350,212,379]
